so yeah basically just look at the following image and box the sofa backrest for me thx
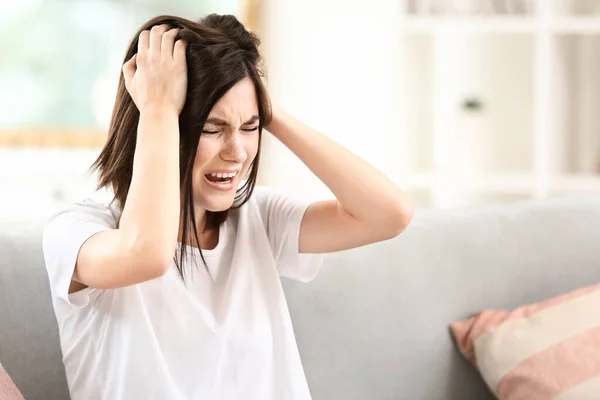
[283,196,600,400]
[2,197,600,400]
[0,224,70,399]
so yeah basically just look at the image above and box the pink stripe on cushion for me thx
[449,283,600,363]
[0,363,24,400]
[450,310,510,364]
[495,324,600,400]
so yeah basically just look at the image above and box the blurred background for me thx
[2,0,600,228]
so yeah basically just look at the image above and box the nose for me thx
[219,133,247,164]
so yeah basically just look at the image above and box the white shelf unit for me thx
[397,0,600,208]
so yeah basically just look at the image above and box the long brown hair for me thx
[90,14,272,281]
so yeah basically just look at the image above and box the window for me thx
[0,0,248,147]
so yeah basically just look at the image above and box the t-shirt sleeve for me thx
[42,199,116,308]
[253,187,324,282]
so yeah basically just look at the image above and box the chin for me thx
[198,193,237,213]
[205,203,234,213]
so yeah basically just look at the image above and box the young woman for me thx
[42,14,413,400]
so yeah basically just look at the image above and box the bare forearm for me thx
[267,108,413,228]
[119,111,181,260]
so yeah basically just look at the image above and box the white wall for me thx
[0,149,101,226]
[257,0,404,200]
[256,1,537,202]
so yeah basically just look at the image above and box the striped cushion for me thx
[450,284,600,400]
[0,363,23,400]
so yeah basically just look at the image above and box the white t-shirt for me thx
[42,187,323,400]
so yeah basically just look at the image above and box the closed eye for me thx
[201,130,219,135]
[241,127,258,133]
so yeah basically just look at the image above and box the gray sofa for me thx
[2,196,600,399]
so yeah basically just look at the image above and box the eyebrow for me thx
[205,115,259,126]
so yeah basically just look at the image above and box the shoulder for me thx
[228,186,290,227]
[246,186,306,209]
[248,186,284,203]
[235,186,282,215]
[239,186,301,219]
[43,194,120,239]
[235,186,312,232]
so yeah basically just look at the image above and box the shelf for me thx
[404,173,600,193]
[402,16,600,35]
[550,174,600,192]
[402,17,537,34]
[463,174,533,192]
[549,0,600,18]
[397,2,600,208]
[469,192,533,206]
[404,173,534,192]
[550,17,600,34]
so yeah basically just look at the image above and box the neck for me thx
[177,207,209,248]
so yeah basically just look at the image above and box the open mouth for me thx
[204,171,238,185]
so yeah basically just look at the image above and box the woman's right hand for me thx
[122,24,188,116]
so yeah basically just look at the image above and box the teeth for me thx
[209,172,237,178]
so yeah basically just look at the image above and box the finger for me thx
[161,28,180,58]
[122,54,137,87]
[138,31,149,55]
[150,24,169,53]
[173,39,187,65]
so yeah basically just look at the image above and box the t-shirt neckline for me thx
[177,219,227,258]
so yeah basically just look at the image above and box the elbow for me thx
[127,238,176,279]
[139,248,174,280]
[382,198,414,239]
[152,247,177,276]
